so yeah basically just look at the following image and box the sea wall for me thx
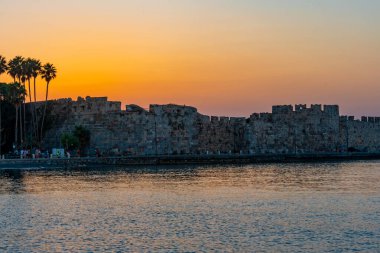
[39,96,380,155]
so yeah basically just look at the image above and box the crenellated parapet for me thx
[272,105,293,114]
[272,104,338,115]
[323,105,339,115]
[246,104,341,154]
[340,115,380,124]
[68,96,122,115]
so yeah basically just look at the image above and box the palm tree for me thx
[7,61,17,83]
[40,63,57,141]
[22,58,36,142]
[0,83,10,155]
[0,55,8,79]
[30,59,42,140]
[23,59,33,103]
[30,59,41,103]
[0,55,8,155]
[0,83,6,156]
[21,59,32,143]
[8,56,24,84]
[8,56,25,144]
[7,83,26,147]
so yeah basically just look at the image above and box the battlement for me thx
[272,105,293,114]
[197,115,246,124]
[295,104,307,112]
[360,116,380,123]
[272,104,338,115]
[323,105,339,115]
[71,96,121,114]
[340,116,356,122]
[311,104,322,111]
[340,115,380,124]
[249,113,273,121]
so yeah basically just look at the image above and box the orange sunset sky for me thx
[1,0,380,116]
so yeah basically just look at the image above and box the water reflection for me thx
[0,161,379,252]
[0,169,27,194]
[0,161,379,194]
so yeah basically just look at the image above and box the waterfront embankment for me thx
[1,153,380,169]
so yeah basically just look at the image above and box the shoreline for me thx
[1,153,380,169]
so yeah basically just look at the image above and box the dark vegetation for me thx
[0,55,57,154]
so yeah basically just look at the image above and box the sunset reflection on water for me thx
[0,162,379,252]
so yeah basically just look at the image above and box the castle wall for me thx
[39,97,380,155]
[195,116,246,154]
[339,116,380,152]
[246,105,340,154]
[149,104,198,155]
[44,106,156,155]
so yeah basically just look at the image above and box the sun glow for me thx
[1,0,379,116]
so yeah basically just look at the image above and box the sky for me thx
[1,0,379,117]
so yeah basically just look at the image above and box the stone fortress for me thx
[41,96,380,155]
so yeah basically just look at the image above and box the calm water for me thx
[0,161,380,252]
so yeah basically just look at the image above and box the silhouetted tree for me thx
[8,56,25,144]
[8,56,24,86]
[2,54,57,148]
[73,126,90,156]
[40,63,57,141]
[0,81,9,155]
[0,55,7,79]
[30,58,42,140]
[0,55,9,153]
[0,56,7,152]
[61,133,79,151]
[6,83,26,147]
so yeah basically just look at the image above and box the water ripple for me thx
[0,161,380,252]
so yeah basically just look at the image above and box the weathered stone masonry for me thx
[40,97,380,155]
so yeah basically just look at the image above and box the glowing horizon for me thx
[1,0,379,117]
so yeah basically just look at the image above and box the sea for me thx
[1,161,379,252]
